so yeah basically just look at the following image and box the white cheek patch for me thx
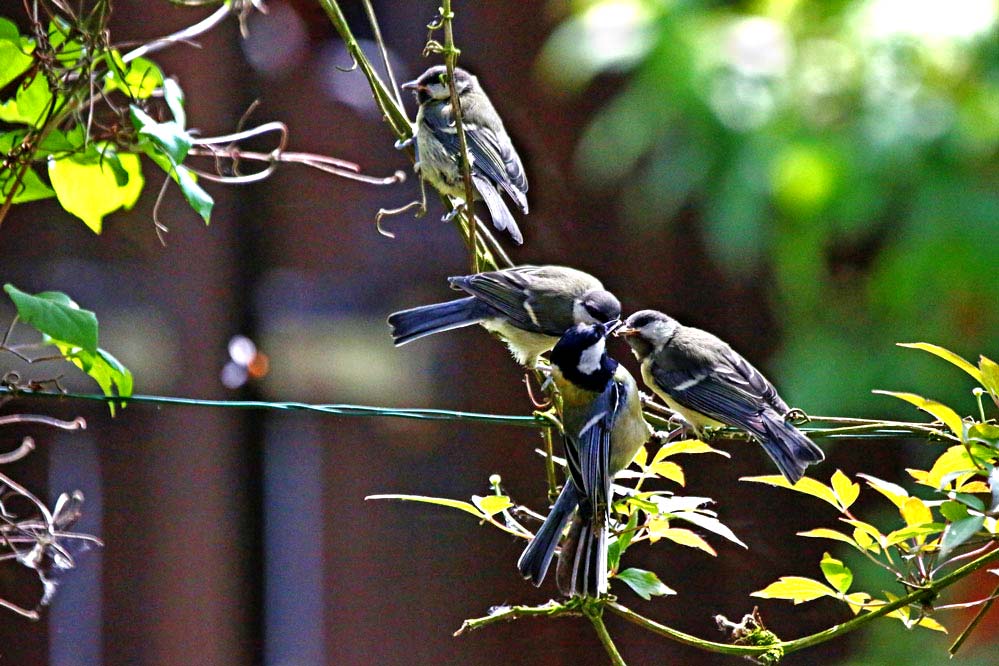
[577,336,605,375]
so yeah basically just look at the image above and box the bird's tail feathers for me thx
[473,175,524,245]
[387,297,485,346]
[556,513,608,598]
[759,410,825,484]
[517,483,578,586]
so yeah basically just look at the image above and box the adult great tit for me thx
[517,323,651,597]
[616,310,824,484]
[402,66,528,244]
[387,265,621,367]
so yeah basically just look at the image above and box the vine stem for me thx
[606,543,999,658]
[585,602,628,666]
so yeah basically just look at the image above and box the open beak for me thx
[614,325,639,338]
[603,319,624,336]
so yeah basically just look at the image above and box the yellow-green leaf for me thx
[842,518,887,549]
[857,473,909,509]
[872,391,965,438]
[844,591,871,615]
[980,356,999,396]
[472,494,513,516]
[913,445,982,489]
[652,439,729,460]
[916,616,947,633]
[365,494,483,519]
[653,527,716,556]
[650,461,685,486]
[741,474,839,510]
[898,343,983,384]
[831,469,860,510]
[900,496,933,527]
[48,150,143,233]
[631,445,648,468]
[797,528,860,550]
[751,576,837,604]
[820,552,853,593]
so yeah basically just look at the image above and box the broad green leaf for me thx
[0,23,34,90]
[614,567,675,600]
[105,56,163,99]
[47,17,82,65]
[141,142,213,224]
[130,105,192,163]
[609,510,639,571]
[938,515,985,559]
[652,439,729,460]
[741,474,839,509]
[912,445,988,489]
[898,343,983,384]
[751,576,837,604]
[48,149,144,233]
[967,423,999,447]
[365,494,484,519]
[844,591,871,615]
[857,473,908,509]
[820,553,853,593]
[900,496,933,528]
[471,494,513,517]
[872,390,965,438]
[797,528,860,550]
[163,77,186,127]
[4,284,97,353]
[0,75,55,127]
[831,469,860,510]
[48,342,133,414]
[650,461,685,486]
[0,164,55,203]
[885,523,944,546]
[940,500,970,522]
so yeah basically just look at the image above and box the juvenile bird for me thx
[402,65,528,244]
[387,265,620,367]
[517,322,651,597]
[616,310,824,483]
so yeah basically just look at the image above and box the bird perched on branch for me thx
[517,322,651,597]
[387,265,621,367]
[616,310,824,483]
[402,65,528,244]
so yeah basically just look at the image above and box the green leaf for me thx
[831,469,860,510]
[163,77,186,127]
[49,342,133,413]
[471,494,513,517]
[751,576,837,604]
[980,357,999,397]
[0,164,55,203]
[873,390,965,438]
[0,75,55,127]
[898,343,984,384]
[844,591,871,615]
[609,510,639,572]
[652,439,729,460]
[4,284,97,353]
[48,148,144,233]
[0,21,34,91]
[857,473,909,509]
[967,423,999,448]
[652,526,716,556]
[365,494,484,519]
[105,56,163,99]
[940,500,970,522]
[740,474,840,510]
[140,140,213,224]
[939,515,985,559]
[614,567,675,600]
[47,17,82,65]
[129,105,192,164]
[673,510,747,549]
[885,523,945,546]
[650,460,685,486]
[900,496,934,528]
[819,553,853,593]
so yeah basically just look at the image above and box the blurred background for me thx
[0,0,998,664]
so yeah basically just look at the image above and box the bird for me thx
[387,265,621,367]
[615,310,824,484]
[401,65,528,244]
[517,322,651,597]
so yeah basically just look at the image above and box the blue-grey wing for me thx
[448,268,546,333]
[565,380,621,516]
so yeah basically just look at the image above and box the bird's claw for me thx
[442,203,465,223]
[394,136,414,150]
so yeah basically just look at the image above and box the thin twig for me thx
[360,0,404,111]
[585,602,628,666]
[455,599,581,636]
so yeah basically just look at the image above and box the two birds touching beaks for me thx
[387,265,824,599]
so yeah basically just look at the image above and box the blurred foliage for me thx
[540,0,999,414]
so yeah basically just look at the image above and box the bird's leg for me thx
[442,199,466,223]
[523,373,551,409]
[393,136,414,150]
[784,407,810,425]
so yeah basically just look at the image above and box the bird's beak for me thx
[614,325,639,338]
[401,79,422,91]
[604,319,624,336]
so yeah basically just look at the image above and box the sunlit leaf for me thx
[674,510,747,549]
[897,343,983,384]
[652,527,716,556]
[614,567,675,600]
[967,423,999,447]
[831,469,860,510]
[900,496,934,528]
[163,78,186,127]
[820,553,853,594]
[652,439,729,460]
[631,445,648,468]
[0,75,55,127]
[105,56,163,99]
[0,163,55,204]
[471,494,513,517]
[751,576,837,604]
[852,527,879,553]
[4,284,97,353]
[0,20,34,91]
[872,391,965,438]
[48,149,144,233]
[885,523,944,546]
[844,591,871,615]
[978,356,999,396]
[365,494,484,519]
[130,105,192,164]
[916,617,948,633]
[912,445,989,490]
[650,461,685,486]
[48,342,134,414]
[842,518,887,549]
[741,474,839,509]
[797,528,860,550]
[857,473,909,509]
[609,510,639,571]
